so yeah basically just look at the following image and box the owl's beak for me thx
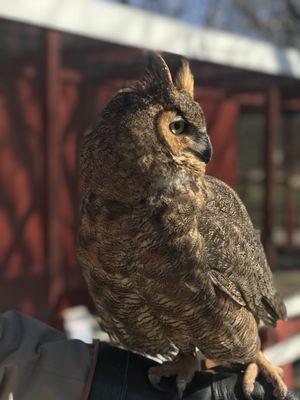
[200,134,212,164]
[188,134,212,164]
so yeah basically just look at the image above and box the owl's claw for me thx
[176,378,187,399]
[147,372,166,392]
[243,351,287,400]
[148,351,200,399]
[243,361,259,396]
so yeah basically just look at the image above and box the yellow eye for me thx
[169,119,186,135]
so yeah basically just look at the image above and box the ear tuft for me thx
[147,52,173,87]
[175,59,194,97]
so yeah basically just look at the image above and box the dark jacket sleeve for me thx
[0,311,92,400]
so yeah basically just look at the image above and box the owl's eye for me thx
[169,118,186,135]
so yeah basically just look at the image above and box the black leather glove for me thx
[88,342,299,400]
[183,368,298,400]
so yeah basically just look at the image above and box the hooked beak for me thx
[187,134,212,164]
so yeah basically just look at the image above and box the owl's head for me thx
[81,54,212,197]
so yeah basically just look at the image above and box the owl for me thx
[77,54,287,399]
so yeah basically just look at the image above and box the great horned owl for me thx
[77,54,287,399]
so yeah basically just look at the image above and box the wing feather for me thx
[200,176,287,326]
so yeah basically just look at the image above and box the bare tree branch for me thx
[233,0,274,36]
[112,0,300,48]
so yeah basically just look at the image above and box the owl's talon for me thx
[176,378,187,399]
[273,390,286,400]
[243,361,258,396]
[242,352,287,400]
[257,352,287,399]
[242,384,254,400]
[148,351,200,396]
[148,372,166,392]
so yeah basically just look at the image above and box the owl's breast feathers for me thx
[77,172,286,360]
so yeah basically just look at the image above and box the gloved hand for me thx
[88,342,299,400]
[182,368,298,400]
[89,343,297,400]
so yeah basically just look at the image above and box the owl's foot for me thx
[243,351,287,400]
[148,351,200,399]
[204,358,222,369]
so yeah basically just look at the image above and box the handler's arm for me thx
[0,311,92,400]
[0,312,297,400]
